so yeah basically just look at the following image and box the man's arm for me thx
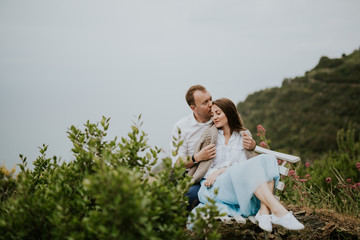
[170,125,201,168]
[175,143,217,169]
[170,122,217,168]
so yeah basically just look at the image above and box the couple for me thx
[170,85,304,232]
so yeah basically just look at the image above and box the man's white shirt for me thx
[170,114,212,166]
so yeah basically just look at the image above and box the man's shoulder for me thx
[173,114,193,128]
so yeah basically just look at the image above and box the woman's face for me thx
[212,104,228,128]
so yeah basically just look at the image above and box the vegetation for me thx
[278,127,360,217]
[1,119,359,239]
[237,48,360,161]
[0,116,223,240]
[0,164,16,205]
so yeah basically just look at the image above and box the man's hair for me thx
[212,98,247,133]
[185,85,206,106]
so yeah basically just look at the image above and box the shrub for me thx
[0,165,16,210]
[301,127,359,190]
[188,189,224,240]
[0,146,93,240]
[0,116,201,240]
[279,127,360,216]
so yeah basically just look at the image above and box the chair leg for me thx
[264,231,268,240]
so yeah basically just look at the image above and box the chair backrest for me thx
[254,146,301,191]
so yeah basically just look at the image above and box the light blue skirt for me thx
[194,154,280,219]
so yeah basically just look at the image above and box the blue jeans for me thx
[185,182,201,211]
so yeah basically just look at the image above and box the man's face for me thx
[191,90,213,120]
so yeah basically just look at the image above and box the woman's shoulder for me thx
[192,124,218,153]
[203,123,218,135]
[198,124,218,144]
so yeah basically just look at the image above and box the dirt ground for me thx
[216,205,360,240]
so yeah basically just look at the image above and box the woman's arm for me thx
[204,168,226,188]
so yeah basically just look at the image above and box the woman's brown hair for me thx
[212,98,247,133]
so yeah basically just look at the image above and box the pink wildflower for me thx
[257,124,266,136]
[305,174,311,179]
[260,141,269,149]
[289,170,296,177]
[347,179,352,183]
[305,162,310,168]
[299,179,307,182]
[356,162,360,170]
[326,177,332,183]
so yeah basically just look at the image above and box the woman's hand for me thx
[204,168,226,188]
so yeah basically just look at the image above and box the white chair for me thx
[218,145,301,225]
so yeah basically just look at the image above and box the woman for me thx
[189,98,304,232]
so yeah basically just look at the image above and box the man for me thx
[170,84,256,210]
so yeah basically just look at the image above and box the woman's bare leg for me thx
[258,180,275,215]
[267,180,275,193]
[258,202,270,215]
[254,182,288,217]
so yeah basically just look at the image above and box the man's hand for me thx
[204,168,226,188]
[193,144,216,162]
[243,132,256,150]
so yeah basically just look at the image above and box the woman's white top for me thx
[204,130,247,178]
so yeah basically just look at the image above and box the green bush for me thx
[279,127,360,216]
[188,189,224,240]
[0,146,94,240]
[0,165,16,210]
[301,127,360,190]
[315,56,344,69]
[83,159,191,240]
[1,116,220,240]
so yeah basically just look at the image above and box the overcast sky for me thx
[1,0,360,171]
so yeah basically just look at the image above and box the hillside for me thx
[237,48,360,161]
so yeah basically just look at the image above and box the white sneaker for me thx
[271,211,305,230]
[232,215,246,224]
[215,215,233,224]
[255,212,272,232]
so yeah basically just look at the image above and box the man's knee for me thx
[186,183,201,211]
